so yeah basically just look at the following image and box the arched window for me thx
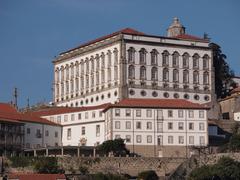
[61,83,64,96]
[193,71,199,84]
[128,47,135,63]
[128,65,135,79]
[182,53,189,68]
[60,66,64,82]
[173,69,179,82]
[70,80,74,93]
[107,50,112,68]
[80,76,84,90]
[86,75,89,88]
[163,68,169,81]
[108,68,111,82]
[151,67,158,81]
[96,54,100,71]
[183,70,189,83]
[151,49,158,65]
[85,58,89,73]
[113,48,118,65]
[66,65,69,80]
[55,68,60,83]
[139,48,147,64]
[193,53,199,69]
[91,74,94,87]
[203,54,209,70]
[101,53,105,69]
[80,60,84,75]
[75,62,79,77]
[140,66,146,80]
[162,50,169,66]
[75,78,79,92]
[90,57,94,73]
[101,69,105,83]
[172,51,179,67]
[66,81,69,94]
[114,66,118,81]
[96,72,99,85]
[70,63,74,79]
[203,71,209,85]
[56,84,59,97]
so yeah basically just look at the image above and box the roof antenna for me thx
[13,87,18,110]
[27,98,30,109]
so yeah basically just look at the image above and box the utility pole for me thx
[13,87,18,110]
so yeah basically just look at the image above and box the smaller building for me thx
[103,98,209,157]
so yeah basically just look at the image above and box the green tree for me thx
[33,157,64,174]
[98,139,129,156]
[210,43,237,99]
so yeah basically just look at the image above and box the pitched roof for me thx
[8,173,66,180]
[0,103,59,126]
[28,103,111,117]
[60,28,145,55]
[174,34,208,42]
[103,98,209,112]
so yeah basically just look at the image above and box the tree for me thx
[137,170,158,180]
[210,43,237,99]
[98,139,129,156]
[33,157,64,174]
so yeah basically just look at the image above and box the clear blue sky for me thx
[0,0,239,108]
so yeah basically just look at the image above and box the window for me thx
[64,115,68,122]
[189,110,194,118]
[139,48,147,64]
[136,122,141,129]
[151,49,158,65]
[193,71,199,84]
[147,122,152,130]
[147,110,152,117]
[67,128,71,140]
[199,123,205,131]
[82,126,85,135]
[193,54,199,69]
[203,54,209,70]
[147,135,152,143]
[55,131,58,138]
[162,50,169,66]
[136,110,141,117]
[115,109,120,116]
[178,110,183,118]
[183,70,189,83]
[168,110,173,117]
[173,69,179,82]
[126,121,131,129]
[151,67,158,81]
[45,130,49,137]
[140,66,146,80]
[168,136,173,144]
[27,128,30,134]
[163,68,169,81]
[126,109,131,116]
[172,52,179,67]
[115,135,121,139]
[200,136,205,145]
[199,110,204,118]
[128,47,135,63]
[178,122,184,130]
[85,112,88,119]
[71,114,75,121]
[189,136,194,145]
[182,53,189,68]
[189,123,194,130]
[92,111,96,118]
[179,136,184,144]
[136,135,142,143]
[99,111,103,117]
[168,122,173,130]
[128,65,135,79]
[203,71,209,85]
[126,135,131,143]
[96,125,100,137]
[157,135,163,145]
[78,113,81,120]
[57,116,61,124]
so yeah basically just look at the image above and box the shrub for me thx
[9,156,32,168]
[137,170,158,180]
[79,166,89,175]
[33,157,64,174]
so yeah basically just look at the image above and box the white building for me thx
[53,18,214,108]
[103,98,208,157]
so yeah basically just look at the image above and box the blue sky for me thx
[0,0,239,108]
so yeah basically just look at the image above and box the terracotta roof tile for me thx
[8,173,66,180]
[0,103,18,113]
[103,98,209,112]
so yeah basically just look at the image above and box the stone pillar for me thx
[34,149,37,157]
[93,147,96,157]
[77,147,80,157]
[61,147,64,156]
[46,147,49,157]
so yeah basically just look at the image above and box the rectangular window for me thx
[168,136,173,144]
[85,112,88,119]
[115,134,121,139]
[57,116,61,123]
[115,121,120,129]
[147,135,152,143]
[136,135,142,143]
[126,135,131,143]
[96,125,100,137]
[136,110,141,117]
[99,111,103,117]
[189,110,194,118]
[136,122,141,129]
[189,123,194,130]
[82,126,85,135]
[200,136,205,145]
[67,128,71,140]
[199,123,205,131]
[168,110,173,117]
[36,129,41,138]
[178,110,183,118]
[189,136,194,145]
[146,122,152,130]
[27,128,30,134]
[146,110,152,117]
[78,113,81,120]
[157,135,163,145]
[125,109,131,117]
[45,130,49,137]
[126,121,131,129]
[92,111,96,118]
[115,109,120,116]
[168,122,173,130]
[55,131,58,138]
[64,115,68,122]
[71,114,75,121]
[199,110,204,118]
[157,122,163,132]
[178,122,184,130]
[179,136,184,144]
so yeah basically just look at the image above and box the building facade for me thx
[53,18,214,107]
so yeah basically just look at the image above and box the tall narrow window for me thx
[193,71,199,84]
[162,50,169,66]
[183,70,189,83]
[163,68,169,81]
[113,48,118,65]
[139,48,147,64]
[60,66,64,82]
[193,53,199,69]
[128,47,135,63]
[66,65,69,80]
[107,68,111,82]
[101,70,105,83]
[173,69,179,82]
[67,128,71,140]
[107,50,111,68]
[203,71,209,85]
[96,125,100,137]
[101,53,105,69]
[114,66,118,81]
[172,51,179,67]
[151,49,158,65]
[55,68,60,83]
[128,65,135,79]
[70,63,74,79]
[96,72,99,85]
[203,54,209,70]
[182,53,189,68]
[151,67,158,81]
[96,55,100,71]
[140,66,146,80]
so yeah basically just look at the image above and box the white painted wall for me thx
[234,112,240,121]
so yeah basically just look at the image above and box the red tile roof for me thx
[28,103,111,116]
[60,28,145,55]
[8,173,66,180]
[103,98,209,112]
[0,103,59,126]
[174,34,208,42]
